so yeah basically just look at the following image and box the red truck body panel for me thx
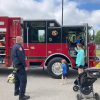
[0,16,97,68]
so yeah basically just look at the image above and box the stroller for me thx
[73,67,100,100]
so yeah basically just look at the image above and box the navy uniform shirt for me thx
[11,43,26,68]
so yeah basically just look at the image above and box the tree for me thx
[95,30,100,44]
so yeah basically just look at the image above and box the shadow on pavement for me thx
[27,68,50,78]
[0,68,13,75]
[68,69,78,79]
[0,67,78,79]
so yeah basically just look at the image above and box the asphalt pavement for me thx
[0,68,100,100]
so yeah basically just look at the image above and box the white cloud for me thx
[88,10,100,25]
[0,0,100,31]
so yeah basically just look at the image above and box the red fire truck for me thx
[0,16,97,78]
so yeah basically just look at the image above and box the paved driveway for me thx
[0,68,100,100]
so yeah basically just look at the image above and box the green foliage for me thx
[96,50,100,56]
[95,30,100,44]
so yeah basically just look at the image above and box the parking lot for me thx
[0,68,100,100]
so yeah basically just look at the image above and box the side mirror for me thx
[88,28,95,42]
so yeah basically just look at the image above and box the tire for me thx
[95,93,100,100]
[77,94,81,100]
[47,57,69,79]
[73,85,79,92]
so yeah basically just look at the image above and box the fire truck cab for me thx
[22,19,96,78]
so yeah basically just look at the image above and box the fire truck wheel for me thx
[47,57,69,79]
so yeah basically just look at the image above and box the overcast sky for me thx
[0,0,100,31]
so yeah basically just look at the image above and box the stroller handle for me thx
[85,67,100,78]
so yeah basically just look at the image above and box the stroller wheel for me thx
[77,94,82,100]
[95,93,100,100]
[73,85,79,92]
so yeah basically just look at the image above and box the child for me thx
[61,59,68,84]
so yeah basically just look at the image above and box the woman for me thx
[73,44,85,89]
[75,43,85,74]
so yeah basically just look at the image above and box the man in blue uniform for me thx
[75,36,81,45]
[11,36,30,100]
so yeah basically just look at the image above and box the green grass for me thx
[96,50,100,56]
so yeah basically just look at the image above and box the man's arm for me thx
[75,47,79,52]
[16,47,26,67]
[11,46,22,67]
